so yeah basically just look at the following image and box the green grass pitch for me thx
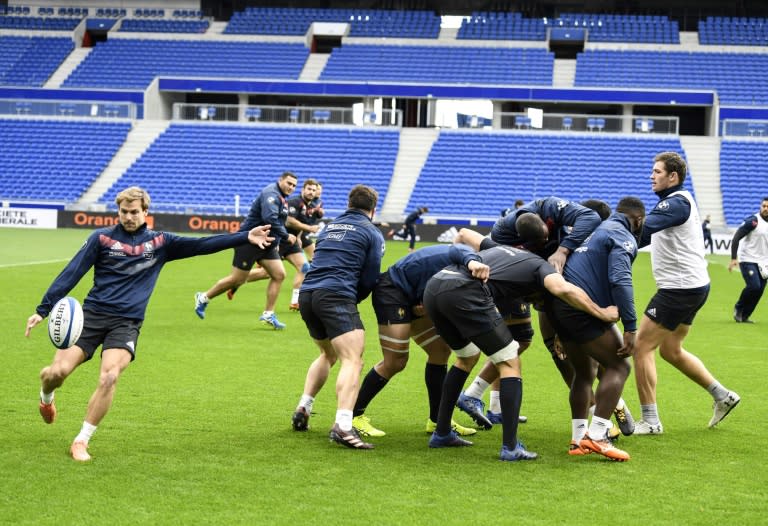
[1,228,766,525]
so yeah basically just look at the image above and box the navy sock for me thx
[424,363,447,422]
[500,377,523,449]
[353,368,388,417]
[436,366,468,435]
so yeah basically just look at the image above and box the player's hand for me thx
[617,331,636,357]
[25,314,43,337]
[599,305,620,323]
[728,259,739,272]
[287,234,297,245]
[247,225,274,249]
[553,334,566,360]
[308,225,320,233]
[467,260,490,282]
[547,247,569,274]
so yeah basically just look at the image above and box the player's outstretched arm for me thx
[25,313,43,337]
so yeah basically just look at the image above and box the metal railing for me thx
[721,119,768,137]
[0,99,136,119]
[172,103,403,127]
[493,112,679,134]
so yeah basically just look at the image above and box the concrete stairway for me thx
[680,135,724,228]
[76,120,170,209]
[45,47,90,88]
[379,128,439,222]
[299,53,330,81]
[552,58,576,88]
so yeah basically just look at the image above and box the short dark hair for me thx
[514,199,525,208]
[616,196,646,216]
[515,212,547,243]
[280,171,297,181]
[581,199,611,220]
[348,184,378,212]
[654,152,687,184]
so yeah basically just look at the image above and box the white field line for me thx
[0,259,69,269]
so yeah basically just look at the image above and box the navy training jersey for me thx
[563,213,638,331]
[239,181,291,243]
[433,243,557,304]
[301,208,384,302]
[286,195,323,236]
[36,223,250,320]
[387,244,480,305]
[491,196,601,254]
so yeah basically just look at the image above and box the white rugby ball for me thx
[48,296,84,349]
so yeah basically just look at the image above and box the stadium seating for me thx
[119,19,210,34]
[458,11,546,41]
[699,16,768,46]
[97,125,400,214]
[0,119,131,202]
[0,36,74,87]
[406,133,692,219]
[575,49,768,105]
[62,40,310,89]
[320,45,553,85]
[719,140,768,225]
[225,7,440,38]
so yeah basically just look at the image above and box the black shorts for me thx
[77,309,142,362]
[644,285,710,331]
[298,289,364,341]
[549,297,612,344]
[278,238,303,258]
[423,276,509,352]
[232,242,279,270]
[372,272,416,325]
[300,234,315,250]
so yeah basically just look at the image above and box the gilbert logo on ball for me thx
[48,296,84,349]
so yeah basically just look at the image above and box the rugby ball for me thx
[48,296,84,349]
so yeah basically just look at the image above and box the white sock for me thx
[572,419,588,441]
[489,390,501,413]
[641,403,660,425]
[464,377,490,399]
[616,397,626,411]
[706,381,729,401]
[199,293,209,303]
[588,404,595,417]
[336,409,353,431]
[262,310,274,317]
[298,394,314,413]
[40,388,54,404]
[588,416,612,440]
[291,288,300,304]
[74,421,97,444]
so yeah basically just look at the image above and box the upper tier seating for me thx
[699,16,768,46]
[320,45,553,85]
[553,13,679,43]
[0,36,73,86]
[225,7,440,38]
[62,39,310,89]
[575,49,768,106]
[0,15,82,30]
[118,19,210,34]
[458,12,545,41]
[406,133,691,219]
[719,140,768,225]
[0,119,131,202]
[98,125,400,214]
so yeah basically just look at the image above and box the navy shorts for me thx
[232,242,279,270]
[298,289,364,341]
[423,276,511,353]
[278,238,303,258]
[76,309,142,362]
[549,297,612,344]
[372,272,417,325]
[644,285,710,331]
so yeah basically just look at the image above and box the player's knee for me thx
[382,352,408,374]
[98,371,119,391]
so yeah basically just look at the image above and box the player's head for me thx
[514,199,525,209]
[760,197,768,220]
[420,206,429,213]
[581,199,611,221]
[348,185,378,216]
[616,196,646,235]
[278,171,298,195]
[515,212,548,253]
[652,152,687,191]
[301,178,319,201]
[115,186,150,233]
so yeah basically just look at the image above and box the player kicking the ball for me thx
[25,187,273,462]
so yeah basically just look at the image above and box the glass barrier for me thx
[494,112,679,134]
[721,119,768,137]
[0,99,136,119]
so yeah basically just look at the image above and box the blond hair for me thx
[115,186,151,210]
